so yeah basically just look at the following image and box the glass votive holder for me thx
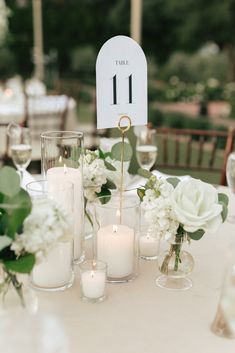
[79,260,107,303]
[139,225,160,261]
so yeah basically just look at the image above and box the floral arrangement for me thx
[0,166,71,305]
[138,170,229,271]
[82,140,132,202]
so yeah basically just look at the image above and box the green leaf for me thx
[2,188,32,238]
[188,229,205,240]
[218,193,229,207]
[0,166,20,197]
[0,235,12,251]
[96,186,111,204]
[137,188,145,201]
[4,253,36,274]
[219,201,228,222]
[166,177,180,188]
[111,142,133,162]
[104,160,116,171]
[138,168,153,179]
[105,179,116,190]
[98,148,106,160]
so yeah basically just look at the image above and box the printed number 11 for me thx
[112,74,133,105]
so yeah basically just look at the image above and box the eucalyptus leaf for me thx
[98,149,105,159]
[104,160,116,171]
[96,186,111,204]
[166,177,180,188]
[4,253,36,274]
[0,235,12,251]
[111,142,133,162]
[188,229,205,241]
[137,188,145,201]
[218,193,229,207]
[2,188,32,238]
[0,166,20,197]
[219,201,228,222]
[138,168,153,179]
[106,179,116,190]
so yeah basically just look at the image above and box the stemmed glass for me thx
[136,129,158,170]
[226,152,235,223]
[7,123,32,181]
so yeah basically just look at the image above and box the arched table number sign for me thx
[94,36,148,282]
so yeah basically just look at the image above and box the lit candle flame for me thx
[59,156,62,164]
[113,225,118,233]
[63,164,68,174]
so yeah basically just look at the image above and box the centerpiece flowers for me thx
[0,166,71,307]
[137,170,229,290]
[82,141,132,230]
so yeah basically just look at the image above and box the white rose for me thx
[171,178,223,233]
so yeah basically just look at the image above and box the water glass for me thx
[226,152,235,222]
[136,129,157,170]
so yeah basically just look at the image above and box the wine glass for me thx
[226,152,235,223]
[136,129,158,170]
[8,123,32,181]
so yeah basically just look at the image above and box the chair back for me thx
[0,123,9,166]
[24,95,69,161]
[153,127,235,185]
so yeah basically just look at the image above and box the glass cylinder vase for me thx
[93,194,140,283]
[41,131,84,264]
[156,235,194,290]
[26,180,74,291]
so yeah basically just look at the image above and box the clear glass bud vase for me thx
[156,235,194,290]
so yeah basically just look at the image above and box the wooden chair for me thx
[0,122,10,166]
[23,95,69,165]
[152,127,235,185]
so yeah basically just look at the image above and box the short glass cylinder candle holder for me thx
[139,225,160,260]
[41,131,84,264]
[79,260,107,303]
[93,195,140,283]
[26,180,74,291]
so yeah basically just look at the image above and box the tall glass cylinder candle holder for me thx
[27,180,74,291]
[93,195,140,283]
[41,131,84,263]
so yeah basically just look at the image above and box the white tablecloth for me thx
[28,185,235,353]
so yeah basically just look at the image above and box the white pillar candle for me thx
[32,242,73,288]
[81,271,106,299]
[47,167,83,261]
[97,224,134,278]
[139,235,159,258]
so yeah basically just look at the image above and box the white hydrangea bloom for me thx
[81,150,107,201]
[142,177,179,240]
[11,198,72,263]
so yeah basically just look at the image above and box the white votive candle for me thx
[97,224,134,278]
[32,242,73,288]
[139,235,159,258]
[81,271,106,300]
[47,166,83,261]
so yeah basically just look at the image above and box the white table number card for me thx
[96,35,147,129]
